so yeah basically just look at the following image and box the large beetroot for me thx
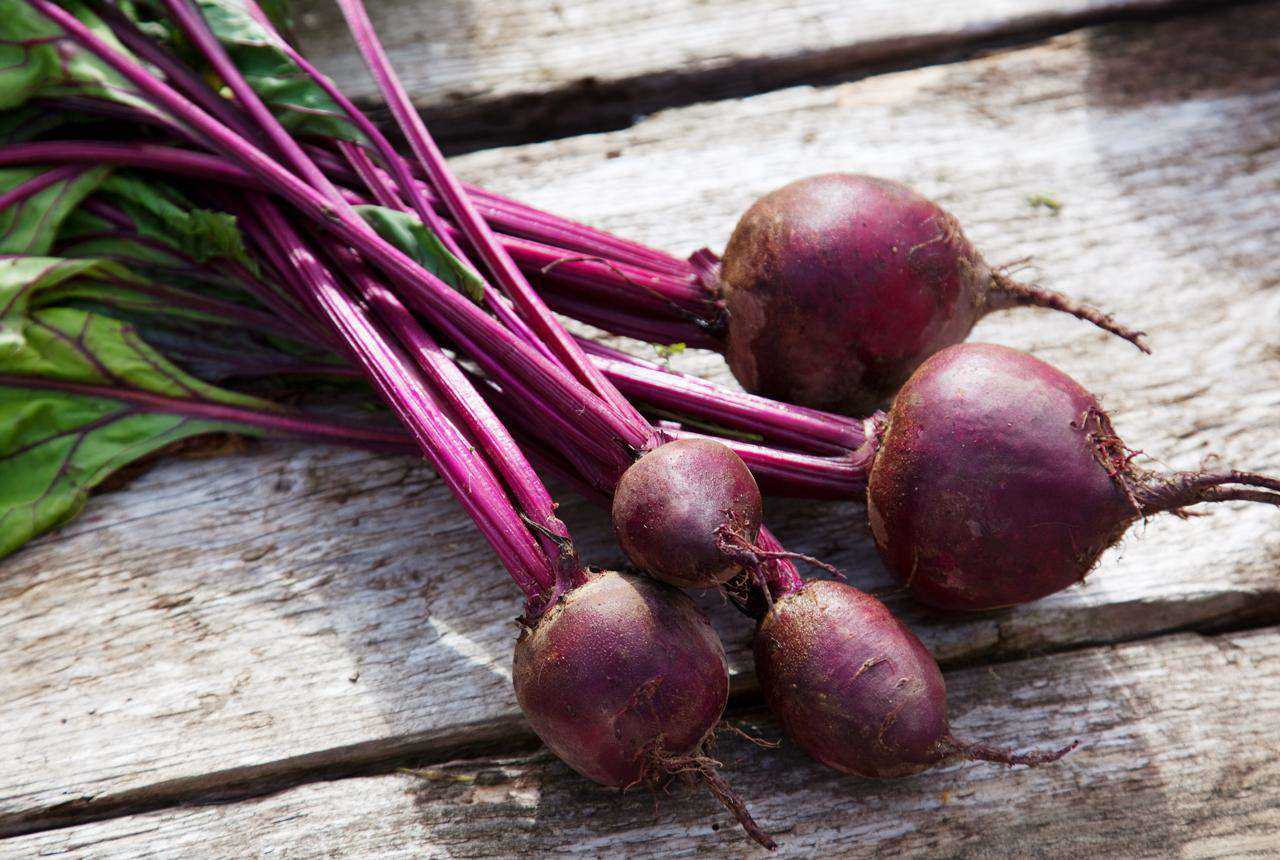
[868,343,1280,610]
[718,174,1147,414]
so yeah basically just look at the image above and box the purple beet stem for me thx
[0,141,711,325]
[227,1,554,359]
[0,372,415,452]
[334,0,646,426]
[25,0,646,456]
[161,0,575,580]
[0,163,87,211]
[38,0,558,598]
[233,0,690,278]
[259,198,554,598]
[328,0,814,597]
[240,0,698,391]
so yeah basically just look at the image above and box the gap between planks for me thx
[297,0,1269,154]
[1,612,1276,842]
[7,625,1280,855]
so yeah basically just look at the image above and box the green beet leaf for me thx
[0,254,245,331]
[129,0,361,142]
[356,205,486,303]
[0,0,162,116]
[0,300,279,559]
[194,0,361,141]
[0,166,110,255]
[0,256,134,318]
[94,174,260,271]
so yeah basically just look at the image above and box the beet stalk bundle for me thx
[304,0,811,596]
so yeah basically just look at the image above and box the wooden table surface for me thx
[4,1,1279,856]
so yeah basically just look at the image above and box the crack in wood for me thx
[0,719,541,840]
[6,609,1280,842]
[332,0,1270,155]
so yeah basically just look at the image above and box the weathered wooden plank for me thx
[293,0,1231,149]
[8,628,1280,857]
[4,3,1279,835]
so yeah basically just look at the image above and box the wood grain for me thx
[8,628,1279,857]
[292,0,1234,149]
[3,1,1279,842]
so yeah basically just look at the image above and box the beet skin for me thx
[868,343,1280,611]
[720,174,985,414]
[513,570,729,787]
[867,343,1135,610]
[754,581,949,778]
[718,174,1145,415]
[754,580,1074,777]
[613,438,762,588]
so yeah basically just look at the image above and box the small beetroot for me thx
[513,570,728,784]
[718,174,1146,414]
[754,580,1076,777]
[513,569,776,848]
[868,343,1280,611]
[613,438,763,588]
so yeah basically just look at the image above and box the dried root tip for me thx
[721,569,774,620]
[987,271,1151,354]
[716,527,845,580]
[719,720,782,750]
[1200,488,1280,507]
[941,734,1080,767]
[1134,469,1280,516]
[643,742,777,850]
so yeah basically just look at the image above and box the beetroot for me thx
[612,438,763,588]
[718,174,1147,414]
[868,343,1280,611]
[514,570,728,784]
[514,569,774,847]
[754,580,1076,777]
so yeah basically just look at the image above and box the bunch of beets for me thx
[2,0,1277,849]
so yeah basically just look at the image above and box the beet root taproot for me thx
[868,343,1280,611]
[613,438,763,588]
[754,580,1076,777]
[717,174,1147,415]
